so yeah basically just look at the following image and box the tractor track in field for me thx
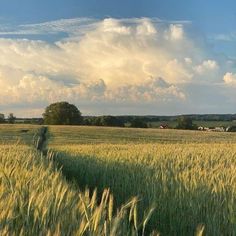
[35,126,48,153]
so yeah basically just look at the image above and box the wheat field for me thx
[48,126,236,235]
[1,124,236,235]
[0,125,157,235]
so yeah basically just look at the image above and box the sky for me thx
[0,0,235,117]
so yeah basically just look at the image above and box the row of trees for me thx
[0,101,198,130]
[43,102,148,128]
[43,102,196,129]
[0,113,16,124]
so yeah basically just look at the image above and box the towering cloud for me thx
[0,18,235,116]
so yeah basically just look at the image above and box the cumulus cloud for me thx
[0,17,234,116]
[167,24,184,40]
[223,72,236,86]
[195,60,219,74]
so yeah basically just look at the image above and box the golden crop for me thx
[0,144,156,235]
[1,125,236,235]
[51,142,236,235]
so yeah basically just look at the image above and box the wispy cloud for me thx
[210,33,236,42]
[0,17,191,39]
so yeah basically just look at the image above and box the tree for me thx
[100,116,124,127]
[175,116,197,130]
[8,113,16,124]
[0,114,5,124]
[43,102,82,125]
[130,118,148,128]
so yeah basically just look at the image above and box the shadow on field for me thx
[54,152,235,236]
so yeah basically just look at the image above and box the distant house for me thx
[160,124,168,129]
[213,127,225,132]
[198,126,204,131]
[198,126,209,131]
[198,126,225,132]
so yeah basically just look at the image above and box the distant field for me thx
[48,125,236,145]
[0,124,40,145]
[49,125,236,235]
[148,120,236,128]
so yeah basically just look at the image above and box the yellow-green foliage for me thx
[0,144,156,235]
[52,143,236,235]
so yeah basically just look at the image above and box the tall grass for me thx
[0,144,156,235]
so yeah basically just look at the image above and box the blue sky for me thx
[0,1,235,116]
[0,0,235,55]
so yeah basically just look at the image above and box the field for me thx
[48,125,236,145]
[0,125,156,235]
[148,120,236,128]
[1,124,236,235]
[48,126,236,235]
[0,124,40,144]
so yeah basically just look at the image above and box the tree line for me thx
[42,102,196,129]
[0,113,16,124]
[1,101,236,130]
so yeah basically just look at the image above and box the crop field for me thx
[0,125,156,235]
[1,124,236,235]
[48,126,236,235]
[148,120,236,129]
[1,143,153,235]
[0,124,40,144]
[48,125,236,145]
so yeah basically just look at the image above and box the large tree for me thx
[0,114,5,124]
[8,113,16,124]
[175,116,197,130]
[43,102,82,125]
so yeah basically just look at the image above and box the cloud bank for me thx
[0,18,235,117]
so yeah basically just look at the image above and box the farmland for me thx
[48,125,236,145]
[48,126,236,235]
[1,124,236,235]
[148,120,236,129]
[0,124,40,144]
[0,125,156,235]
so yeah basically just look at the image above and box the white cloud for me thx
[223,72,236,86]
[136,18,157,35]
[195,60,219,74]
[167,24,184,40]
[0,17,234,116]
